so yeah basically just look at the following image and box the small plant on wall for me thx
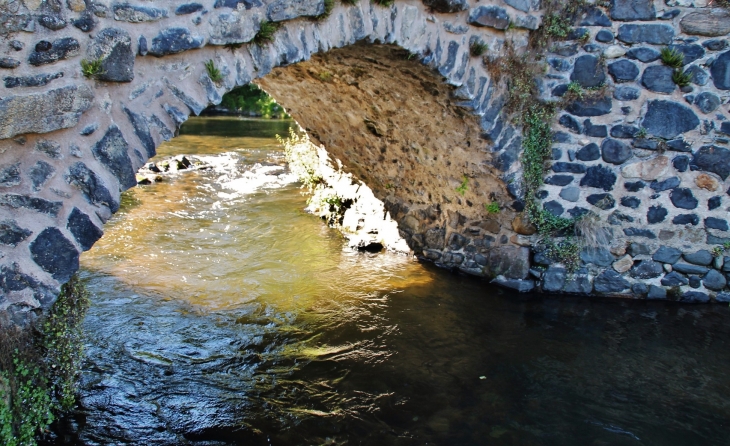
[253,21,280,46]
[80,58,104,78]
[204,60,223,83]
[456,175,469,196]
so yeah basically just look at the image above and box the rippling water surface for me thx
[51,117,730,445]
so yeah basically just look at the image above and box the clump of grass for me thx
[80,58,104,78]
[316,0,335,20]
[636,127,648,138]
[485,202,500,214]
[574,212,612,250]
[253,20,280,46]
[317,70,333,82]
[566,81,584,99]
[542,13,572,39]
[470,41,488,58]
[672,69,692,87]
[204,59,223,83]
[373,0,394,6]
[456,175,468,196]
[341,0,358,4]
[660,47,684,68]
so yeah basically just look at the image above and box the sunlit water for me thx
[50,117,730,445]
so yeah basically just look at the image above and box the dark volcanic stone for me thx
[123,107,155,158]
[149,28,205,57]
[544,200,564,217]
[576,143,600,161]
[642,100,699,139]
[703,269,727,291]
[626,47,660,62]
[29,228,79,282]
[468,6,510,30]
[92,125,136,190]
[705,39,729,51]
[673,155,689,172]
[670,188,698,210]
[623,227,656,238]
[0,220,31,247]
[580,247,614,267]
[552,162,586,174]
[710,50,730,90]
[672,214,699,225]
[694,91,720,114]
[650,176,680,192]
[559,114,582,134]
[542,266,566,292]
[608,60,639,83]
[65,162,119,213]
[673,262,709,275]
[580,165,617,191]
[424,0,468,13]
[668,44,705,65]
[545,175,574,186]
[28,38,80,66]
[566,97,612,116]
[594,269,630,293]
[0,194,62,216]
[709,196,722,210]
[492,277,535,292]
[38,14,67,31]
[611,124,640,138]
[617,24,674,45]
[666,139,692,152]
[647,205,667,223]
[601,138,632,164]
[72,13,96,32]
[661,271,688,286]
[610,0,655,21]
[587,193,615,209]
[613,86,640,101]
[28,161,54,191]
[4,72,63,88]
[629,260,664,279]
[596,29,614,42]
[654,246,682,263]
[641,65,676,94]
[176,3,204,14]
[692,145,730,180]
[706,217,729,231]
[67,208,103,251]
[0,57,20,69]
[584,120,607,137]
[0,163,20,187]
[647,285,667,299]
[89,28,134,82]
[681,291,709,303]
[571,55,606,88]
[621,196,641,209]
[690,276,701,288]
[624,181,645,192]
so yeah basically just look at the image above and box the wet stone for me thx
[647,285,666,300]
[621,196,641,209]
[28,38,80,66]
[617,24,674,45]
[641,65,676,94]
[661,271,688,286]
[581,165,617,191]
[576,143,600,161]
[689,276,701,289]
[571,55,606,88]
[0,220,32,247]
[706,217,729,231]
[608,60,639,83]
[613,86,640,101]
[647,205,667,223]
[587,193,615,209]
[28,161,55,191]
[681,291,709,303]
[672,214,699,225]
[468,6,510,30]
[626,47,660,62]
[692,145,730,180]
[30,228,79,282]
[492,277,535,292]
[642,100,699,139]
[542,266,566,292]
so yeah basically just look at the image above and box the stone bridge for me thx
[2,0,730,325]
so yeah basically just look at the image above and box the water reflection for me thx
[49,118,730,445]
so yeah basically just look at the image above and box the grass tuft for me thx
[80,58,104,78]
[253,21,280,46]
[316,0,335,20]
[373,0,394,6]
[470,41,489,58]
[204,60,223,83]
[660,47,684,68]
[672,68,692,87]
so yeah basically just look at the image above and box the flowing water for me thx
[51,117,730,445]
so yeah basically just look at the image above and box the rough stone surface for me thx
[692,145,730,180]
[642,100,699,139]
[680,9,730,37]
[113,4,168,22]
[67,208,103,251]
[617,24,674,45]
[672,262,709,275]
[703,269,727,291]
[629,260,664,279]
[661,271,688,286]
[566,97,612,116]
[571,55,606,88]
[88,27,135,82]
[149,28,205,57]
[29,228,79,282]
[0,220,32,247]
[710,50,730,90]
[468,6,510,30]
[626,47,660,62]
[610,0,655,21]
[601,138,632,164]
[641,65,676,94]
[28,38,80,66]
[653,246,682,264]
[581,165,617,191]
[594,269,631,293]
[608,60,639,83]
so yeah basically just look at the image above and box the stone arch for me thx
[0,0,534,325]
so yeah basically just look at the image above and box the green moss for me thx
[484,202,500,214]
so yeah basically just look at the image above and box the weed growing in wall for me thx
[470,41,489,58]
[80,58,104,78]
[0,274,89,445]
[317,0,335,20]
[484,202,500,214]
[660,47,684,68]
[253,21,280,46]
[204,60,223,83]
[456,175,469,196]
[672,69,692,87]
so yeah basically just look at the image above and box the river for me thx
[49,117,730,445]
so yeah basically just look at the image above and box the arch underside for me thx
[0,1,523,326]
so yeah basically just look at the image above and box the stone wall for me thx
[0,0,729,325]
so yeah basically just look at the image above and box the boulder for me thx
[703,269,727,291]
[542,266,566,292]
[492,276,535,292]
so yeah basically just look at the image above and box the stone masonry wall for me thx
[0,0,729,326]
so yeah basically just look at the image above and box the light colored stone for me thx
[613,254,633,273]
[680,9,730,37]
[604,45,626,59]
[664,263,672,272]
[67,0,86,12]
[22,0,42,10]
[695,173,719,191]
[621,156,669,181]
[512,214,536,235]
[610,244,627,256]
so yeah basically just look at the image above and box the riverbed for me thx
[49,117,730,445]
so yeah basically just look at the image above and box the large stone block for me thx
[88,27,134,82]
[92,125,137,190]
[28,37,80,66]
[692,145,730,180]
[30,228,79,282]
[0,85,94,139]
[617,24,674,45]
[149,28,205,57]
[642,100,699,139]
[680,9,730,37]
[468,6,510,30]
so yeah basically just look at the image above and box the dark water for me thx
[51,118,730,445]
